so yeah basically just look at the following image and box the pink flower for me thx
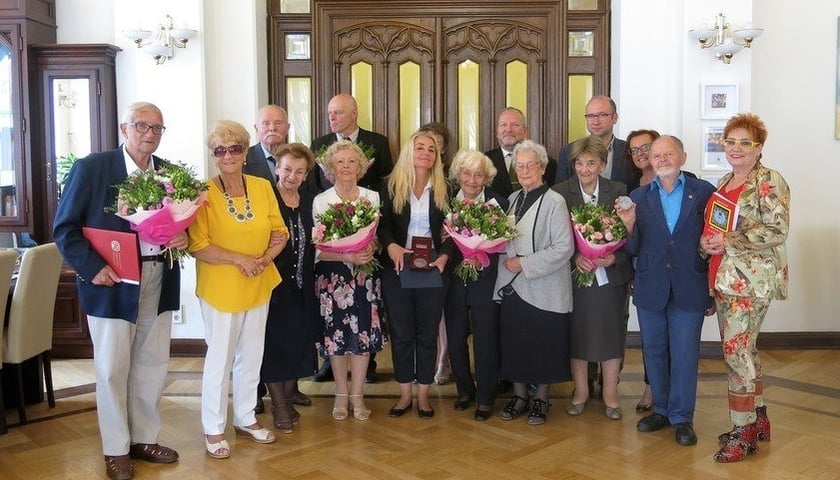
[758,182,772,197]
[592,231,604,241]
[731,278,747,294]
[164,182,176,194]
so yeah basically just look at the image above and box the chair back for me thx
[0,249,19,365]
[4,244,63,363]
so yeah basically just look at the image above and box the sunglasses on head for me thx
[213,145,245,158]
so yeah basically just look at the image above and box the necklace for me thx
[218,175,254,222]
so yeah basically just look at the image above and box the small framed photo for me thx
[701,84,739,119]
[702,123,730,170]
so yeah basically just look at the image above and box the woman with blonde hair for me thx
[378,131,452,418]
[189,120,288,458]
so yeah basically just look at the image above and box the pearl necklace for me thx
[218,175,254,222]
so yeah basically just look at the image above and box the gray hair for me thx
[448,150,497,185]
[121,101,163,124]
[512,139,549,168]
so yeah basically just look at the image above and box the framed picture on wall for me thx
[701,174,723,189]
[835,17,840,139]
[702,123,730,170]
[701,84,739,119]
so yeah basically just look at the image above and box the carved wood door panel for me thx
[312,1,564,158]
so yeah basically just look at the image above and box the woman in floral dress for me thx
[313,140,384,421]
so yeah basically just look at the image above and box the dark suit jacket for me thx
[377,186,454,271]
[551,176,633,285]
[53,148,180,323]
[555,138,634,187]
[305,128,394,194]
[244,144,281,204]
[485,148,558,198]
[624,174,716,312]
[445,188,509,306]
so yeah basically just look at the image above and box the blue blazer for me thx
[624,175,715,312]
[53,148,181,323]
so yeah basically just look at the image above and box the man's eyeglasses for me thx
[212,145,245,158]
[629,143,652,155]
[720,138,761,149]
[128,122,166,135]
[583,112,614,120]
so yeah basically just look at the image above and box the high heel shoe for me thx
[605,405,623,420]
[566,401,586,416]
[636,384,652,412]
[350,394,371,421]
[714,423,759,463]
[332,393,349,420]
[434,362,450,385]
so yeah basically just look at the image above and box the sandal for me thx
[499,395,529,420]
[434,363,451,385]
[527,398,550,425]
[332,393,349,420]
[350,394,371,421]
[205,435,231,459]
[234,424,276,444]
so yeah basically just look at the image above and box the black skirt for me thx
[499,291,571,383]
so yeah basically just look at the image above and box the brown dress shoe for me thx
[128,443,179,464]
[104,454,134,480]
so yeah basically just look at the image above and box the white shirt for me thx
[579,179,600,205]
[406,180,432,248]
[502,150,514,171]
[122,146,163,255]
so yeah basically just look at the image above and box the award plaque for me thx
[409,236,434,270]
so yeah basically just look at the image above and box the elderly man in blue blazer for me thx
[54,102,185,480]
[615,135,715,447]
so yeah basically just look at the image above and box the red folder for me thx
[704,192,740,236]
[82,227,141,284]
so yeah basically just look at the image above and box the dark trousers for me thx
[444,301,500,406]
[381,269,446,384]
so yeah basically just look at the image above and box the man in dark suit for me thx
[307,93,393,383]
[615,135,715,447]
[304,93,393,195]
[54,102,183,480]
[244,104,289,190]
[244,104,314,410]
[556,96,634,186]
[486,107,557,198]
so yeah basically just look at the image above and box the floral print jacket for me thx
[715,164,789,300]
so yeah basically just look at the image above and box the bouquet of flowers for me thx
[569,203,627,287]
[313,197,381,276]
[443,197,518,283]
[111,162,208,264]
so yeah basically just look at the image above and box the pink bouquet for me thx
[111,162,208,264]
[570,203,627,287]
[313,198,381,276]
[444,197,517,283]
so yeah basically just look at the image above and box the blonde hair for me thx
[387,132,448,214]
[321,140,371,180]
[206,120,250,149]
[448,150,497,185]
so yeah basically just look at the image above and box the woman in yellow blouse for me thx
[701,113,789,463]
[188,120,288,459]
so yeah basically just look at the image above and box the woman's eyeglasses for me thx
[721,138,761,149]
[629,143,651,155]
[213,145,245,158]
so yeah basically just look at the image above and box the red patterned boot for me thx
[714,423,759,463]
[754,406,771,442]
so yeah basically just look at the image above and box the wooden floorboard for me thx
[2,349,839,479]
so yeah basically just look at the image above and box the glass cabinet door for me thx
[0,28,23,224]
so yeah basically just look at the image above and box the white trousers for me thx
[200,299,269,435]
[87,261,172,456]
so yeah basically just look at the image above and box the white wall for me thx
[56,0,840,338]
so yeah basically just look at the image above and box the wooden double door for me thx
[271,0,611,158]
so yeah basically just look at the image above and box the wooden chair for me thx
[2,244,63,424]
[0,249,20,434]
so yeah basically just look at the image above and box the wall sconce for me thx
[689,13,763,64]
[123,14,198,65]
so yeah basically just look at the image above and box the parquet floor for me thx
[2,348,840,479]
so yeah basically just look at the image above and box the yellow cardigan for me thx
[715,164,789,300]
[188,175,287,312]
